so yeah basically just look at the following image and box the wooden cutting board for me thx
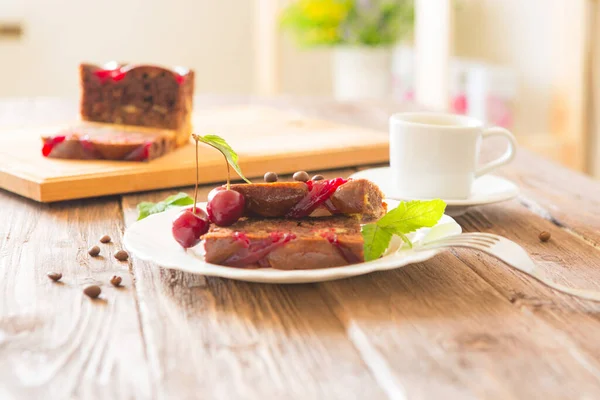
[0,105,389,202]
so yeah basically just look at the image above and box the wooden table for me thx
[1,97,600,399]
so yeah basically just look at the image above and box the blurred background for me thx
[1,0,599,177]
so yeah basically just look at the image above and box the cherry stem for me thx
[193,136,199,214]
[224,153,231,190]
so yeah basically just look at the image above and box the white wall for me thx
[454,0,558,138]
[0,0,255,97]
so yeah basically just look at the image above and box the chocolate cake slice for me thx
[202,215,364,269]
[41,122,177,161]
[227,178,386,222]
[79,62,194,147]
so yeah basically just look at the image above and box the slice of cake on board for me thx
[41,62,195,161]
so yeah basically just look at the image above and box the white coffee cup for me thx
[389,112,517,199]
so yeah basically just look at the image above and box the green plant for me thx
[280,0,414,47]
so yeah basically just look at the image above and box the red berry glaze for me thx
[207,189,245,226]
[286,178,348,218]
[172,207,209,248]
[42,135,66,157]
[222,231,296,267]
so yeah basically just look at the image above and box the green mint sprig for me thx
[194,134,252,187]
[362,199,446,261]
[137,192,194,221]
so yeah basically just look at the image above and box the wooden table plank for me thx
[0,190,152,399]
[502,150,600,245]
[119,170,388,399]
[318,252,600,400]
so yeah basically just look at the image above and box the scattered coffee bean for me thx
[88,245,100,257]
[83,285,101,299]
[110,275,122,287]
[264,171,278,183]
[99,235,111,243]
[114,249,129,261]
[311,174,324,181]
[47,272,62,282]
[293,171,310,182]
[539,231,551,242]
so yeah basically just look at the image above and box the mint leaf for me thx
[136,202,156,221]
[136,192,194,220]
[377,199,446,233]
[195,134,251,184]
[163,192,195,206]
[362,224,393,261]
[362,199,446,260]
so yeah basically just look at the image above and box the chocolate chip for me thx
[88,245,100,257]
[83,285,101,299]
[293,171,310,182]
[539,231,551,242]
[264,171,278,182]
[47,272,62,282]
[99,235,111,243]
[114,249,129,261]
[110,275,122,287]
[311,174,324,181]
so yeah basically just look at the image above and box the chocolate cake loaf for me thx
[79,62,194,146]
[42,122,177,161]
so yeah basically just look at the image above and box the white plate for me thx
[123,199,462,284]
[350,167,519,216]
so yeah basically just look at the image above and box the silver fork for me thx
[416,232,600,302]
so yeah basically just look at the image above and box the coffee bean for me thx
[110,275,122,287]
[88,245,100,257]
[83,285,101,299]
[539,231,551,242]
[264,171,278,183]
[99,235,111,243]
[293,171,310,182]
[114,249,129,261]
[47,272,62,282]
[311,174,324,181]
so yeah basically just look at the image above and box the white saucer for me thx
[350,167,519,216]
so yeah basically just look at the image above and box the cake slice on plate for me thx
[203,215,364,270]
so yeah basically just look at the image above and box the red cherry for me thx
[207,186,226,202]
[172,207,209,248]
[207,189,245,226]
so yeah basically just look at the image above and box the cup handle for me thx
[475,127,517,178]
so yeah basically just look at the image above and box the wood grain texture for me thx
[0,190,152,399]
[500,150,600,246]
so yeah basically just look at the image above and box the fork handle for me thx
[419,244,600,302]
[529,270,600,302]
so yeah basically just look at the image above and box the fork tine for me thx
[424,236,497,247]
[421,242,491,252]
[459,232,501,241]
[437,236,497,245]
[454,233,500,242]
[426,238,495,248]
